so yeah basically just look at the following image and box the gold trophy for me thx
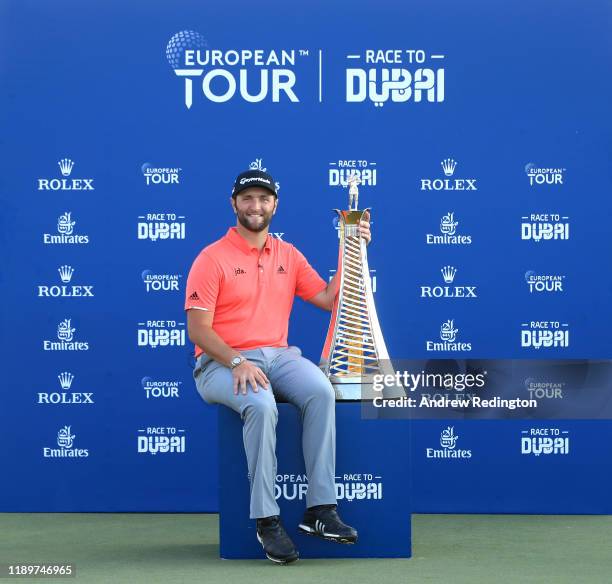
[320,174,401,400]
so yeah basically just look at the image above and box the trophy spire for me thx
[347,172,360,211]
[320,174,401,400]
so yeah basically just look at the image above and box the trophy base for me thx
[330,380,407,401]
[331,383,366,401]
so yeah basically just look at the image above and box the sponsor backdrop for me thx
[1,0,611,513]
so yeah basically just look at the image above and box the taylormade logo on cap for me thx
[232,169,278,196]
[240,177,271,185]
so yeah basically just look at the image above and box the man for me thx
[185,168,370,564]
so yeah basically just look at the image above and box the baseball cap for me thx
[232,169,278,197]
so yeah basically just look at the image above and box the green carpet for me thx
[1,514,611,583]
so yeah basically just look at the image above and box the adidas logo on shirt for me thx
[188,291,200,301]
[277,265,286,274]
[234,267,246,276]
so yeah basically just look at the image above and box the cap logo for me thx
[240,176,272,186]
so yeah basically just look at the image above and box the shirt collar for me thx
[225,227,272,255]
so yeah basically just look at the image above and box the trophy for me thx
[320,174,403,400]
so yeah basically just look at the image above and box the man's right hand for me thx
[232,360,270,395]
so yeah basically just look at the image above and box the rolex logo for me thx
[440,319,458,343]
[421,158,477,191]
[38,265,93,298]
[58,158,75,177]
[441,266,457,284]
[58,265,75,283]
[58,372,75,390]
[441,158,457,177]
[421,265,477,299]
[38,159,94,191]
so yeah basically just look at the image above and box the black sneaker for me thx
[298,504,358,544]
[256,516,299,565]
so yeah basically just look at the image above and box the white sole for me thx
[298,523,356,544]
[256,532,299,564]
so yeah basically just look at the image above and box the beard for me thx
[236,210,273,233]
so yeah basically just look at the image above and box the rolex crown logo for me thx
[58,158,75,177]
[441,158,457,177]
[58,371,75,390]
[441,265,457,284]
[58,265,75,283]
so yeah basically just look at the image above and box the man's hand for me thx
[232,360,270,395]
[359,210,371,244]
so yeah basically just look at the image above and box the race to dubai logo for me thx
[521,214,569,242]
[137,427,186,455]
[521,428,569,456]
[137,320,186,348]
[166,30,311,109]
[328,160,377,188]
[521,321,569,350]
[137,213,186,241]
[37,158,95,191]
[275,471,384,502]
[345,49,445,107]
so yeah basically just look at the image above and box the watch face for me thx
[231,357,242,367]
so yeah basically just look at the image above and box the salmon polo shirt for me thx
[184,227,327,358]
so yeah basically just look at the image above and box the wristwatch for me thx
[230,355,246,369]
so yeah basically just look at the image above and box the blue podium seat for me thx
[218,402,412,559]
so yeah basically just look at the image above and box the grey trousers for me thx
[193,346,337,519]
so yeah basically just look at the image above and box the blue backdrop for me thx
[1,0,611,512]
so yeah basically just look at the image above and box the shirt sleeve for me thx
[294,247,327,301]
[184,251,223,312]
